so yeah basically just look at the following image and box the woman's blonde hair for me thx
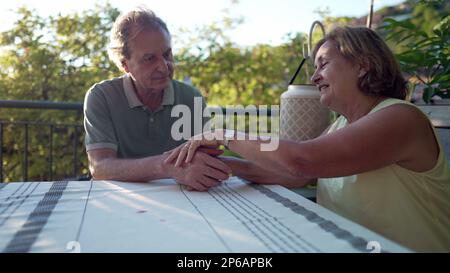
[312,26,407,100]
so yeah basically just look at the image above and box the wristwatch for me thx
[223,129,235,150]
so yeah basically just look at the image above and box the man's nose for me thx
[156,57,169,73]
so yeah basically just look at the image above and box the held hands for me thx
[163,130,231,191]
[167,151,231,191]
[164,130,226,167]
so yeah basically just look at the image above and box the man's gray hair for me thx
[108,6,170,70]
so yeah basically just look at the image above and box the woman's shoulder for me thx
[367,99,439,172]
[371,98,416,112]
[370,99,430,130]
[372,98,429,125]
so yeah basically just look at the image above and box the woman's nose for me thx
[311,69,321,85]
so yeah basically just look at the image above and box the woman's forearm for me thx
[220,156,315,188]
[225,134,314,179]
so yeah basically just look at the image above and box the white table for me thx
[0,177,410,253]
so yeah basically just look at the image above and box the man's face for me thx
[122,27,174,92]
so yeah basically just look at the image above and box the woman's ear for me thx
[358,67,367,78]
[358,59,370,78]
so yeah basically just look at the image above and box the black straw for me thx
[288,58,306,85]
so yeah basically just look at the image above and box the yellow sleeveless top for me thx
[317,98,450,252]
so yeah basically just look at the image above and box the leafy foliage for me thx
[173,17,310,106]
[381,0,450,102]
[0,4,121,181]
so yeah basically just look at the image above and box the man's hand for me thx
[165,152,232,191]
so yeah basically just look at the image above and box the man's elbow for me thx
[89,163,100,180]
[88,160,107,180]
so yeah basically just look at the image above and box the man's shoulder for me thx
[171,79,202,97]
[88,75,125,95]
[84,75,127,108]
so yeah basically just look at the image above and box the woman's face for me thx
[311,41,363,110]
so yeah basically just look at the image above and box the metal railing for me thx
[0,100,85,182]
[0,100,84,110]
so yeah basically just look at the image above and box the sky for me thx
[1,0,406,47]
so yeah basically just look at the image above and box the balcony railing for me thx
[0,100,85,182]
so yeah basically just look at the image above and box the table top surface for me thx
[0,177,410,253]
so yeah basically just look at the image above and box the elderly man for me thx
[83,7,230,191]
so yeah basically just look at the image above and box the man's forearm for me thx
[90,155,171,182]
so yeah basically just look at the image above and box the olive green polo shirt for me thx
[83,74,207,158]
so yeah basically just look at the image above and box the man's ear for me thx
[121,59,129,73]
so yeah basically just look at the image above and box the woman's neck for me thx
[342,95,384,123]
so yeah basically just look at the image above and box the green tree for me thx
[0,4,121,182]
[174,16,309,106]
[381,0,449,102]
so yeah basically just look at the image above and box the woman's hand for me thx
[164,130,225,167]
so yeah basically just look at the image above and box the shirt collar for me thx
[161,80,175,106]
[123,74,142,108]
[122,73,175,109]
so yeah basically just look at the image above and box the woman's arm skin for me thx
[219,156,316,188]
[168,104,439,180]
[224,104,438,179]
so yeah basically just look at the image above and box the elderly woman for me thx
[165,27,450,252]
